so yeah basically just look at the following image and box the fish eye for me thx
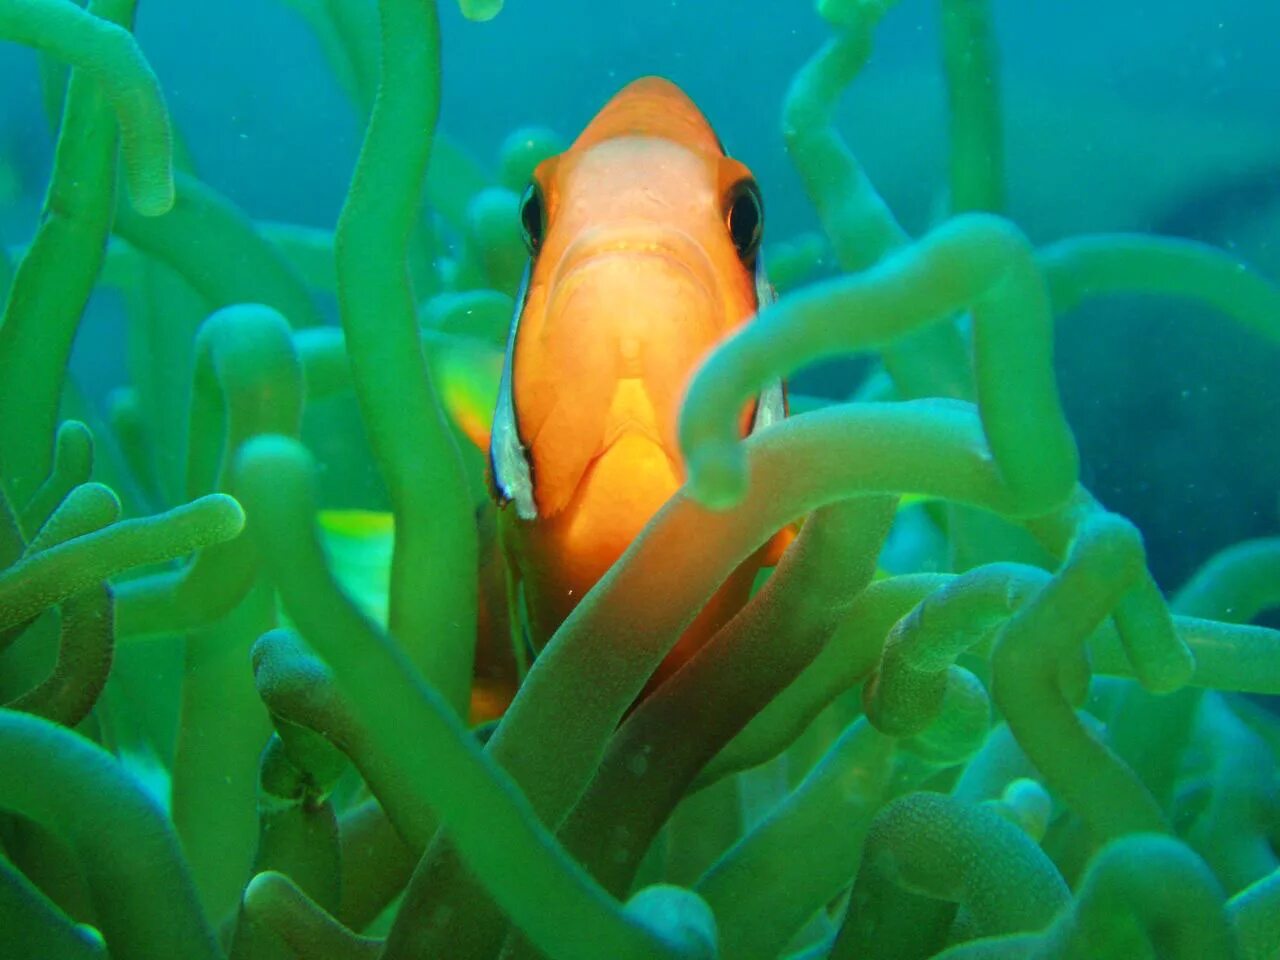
[726,180,763,262]
[520,182,545,254]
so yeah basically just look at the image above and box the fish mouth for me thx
[601,416,664,450]
[597,414,679,475]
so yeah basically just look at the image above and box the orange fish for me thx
[485,76,789,699]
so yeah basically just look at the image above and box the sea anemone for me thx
[1,0,1279,958]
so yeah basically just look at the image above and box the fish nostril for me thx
[618,335,643,377]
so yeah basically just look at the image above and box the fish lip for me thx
[601,415,663,451]
[584,428,683,498]
[549,223,719,300]
[592,423,683,486]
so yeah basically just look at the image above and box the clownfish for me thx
[486,76,788,698]
[321,78,790,722]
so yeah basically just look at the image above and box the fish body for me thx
[489,77,785,688]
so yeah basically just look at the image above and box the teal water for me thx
[1,5,1279,958]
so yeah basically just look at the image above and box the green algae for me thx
[0,1,1279,959]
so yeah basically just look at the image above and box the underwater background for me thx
[4,0,1279,588]
[2,1,1280,958]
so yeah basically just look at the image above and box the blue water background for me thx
[0,0,1278,589]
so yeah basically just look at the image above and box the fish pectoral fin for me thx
[315,510,395,626]
[423,330,503,451]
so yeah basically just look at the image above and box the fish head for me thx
[495,78,765,551]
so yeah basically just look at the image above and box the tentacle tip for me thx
[234,434,311,487]
[1136,647,1197,695]
[130,179,175,218]
[459,0,504,21]
[1074,510,1149,584]
[817,0,894,29]
[243,869,291,903]
[867,708,929,740]
[195,492,248,540]
[685,443,748,510]
[861,674,927,739]
[250,627,295,676]
[625,885,718,960]
[56,419,94,444]
[73,922,107,956]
